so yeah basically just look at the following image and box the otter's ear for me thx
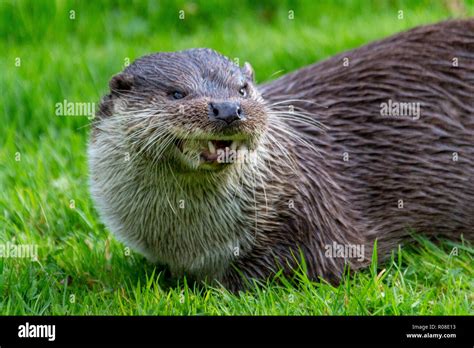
[109,73,134,96]
[242,62,254,81]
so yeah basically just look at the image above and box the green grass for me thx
[0,0,473,315]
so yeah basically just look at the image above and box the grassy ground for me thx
[0,0,473,315]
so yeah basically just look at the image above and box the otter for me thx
[89,19,474,291]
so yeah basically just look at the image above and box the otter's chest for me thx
[133,180,253,277]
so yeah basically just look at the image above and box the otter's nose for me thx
[209,101,244,124]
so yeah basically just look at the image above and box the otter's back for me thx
[260,19,474,244]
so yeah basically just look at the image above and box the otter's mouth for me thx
[173,137,252,170]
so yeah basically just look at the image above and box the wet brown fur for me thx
[90,20,474,291]
[222,19,474,289]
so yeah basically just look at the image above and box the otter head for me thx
[98,48,267,173]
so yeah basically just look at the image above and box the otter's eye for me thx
[172,91,185,100]
[239,85,248,97]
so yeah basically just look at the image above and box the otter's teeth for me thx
[208,141,216,154]
[231,141,239,151]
